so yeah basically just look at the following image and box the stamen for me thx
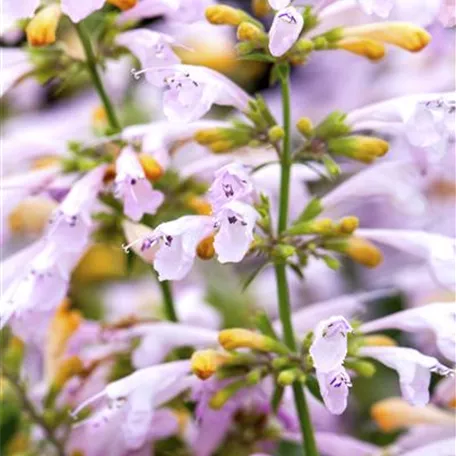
[71,390,107,419]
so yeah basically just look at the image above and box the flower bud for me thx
[337,216,359,234]
[344,359,376,377]
[186,196,213,215]
[327,136,389,163]
[268,125,285,142]
[371,398,454,432]
[196,235,216,260]
[9,197,57,236]
[343,22,431,53]
[296,117,313,137]
[219,329,290,355]
[107,0,138,10]
[209,378,246,409]
[206,5,248,26]
[26,5,62,47]
[363,335,397,347]
[287,218,334,236]
[277,368,301,386]
[237,22,267,44]
[92,106,108,133]
[53,356,84,388]
[138,154,163,181]
[191,350,229,380]
[325,237,383,268]
[337,38,386,61]
[252,0,271,17]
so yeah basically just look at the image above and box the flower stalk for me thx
[274,65,319,456]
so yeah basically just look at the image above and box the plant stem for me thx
[159,279,178,322]
[74,22,122,133]
[274,67,319,456]
[2,366,66,456]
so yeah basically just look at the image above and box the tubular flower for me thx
[316,366,352,415]
[268,6,304,57]
[26,4,62,47]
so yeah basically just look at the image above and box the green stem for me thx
[274,68,319,456]
[152,269,178,322]
[74,22,122,133]
[2,366,66,456]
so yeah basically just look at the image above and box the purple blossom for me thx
[268,6,304,57]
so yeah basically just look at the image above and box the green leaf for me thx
[295,197,323,223]
[306,376,324,403]
[238,53,276,63]
[255,312,279,340]
[287,263,304,280]
[242,262,269,291]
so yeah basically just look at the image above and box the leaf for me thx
[306,375,324,403]
[238,53,276,63]
[295,197,323,224]
[288,263,304,280]
[255,312,279,340]
[242,262,269,291]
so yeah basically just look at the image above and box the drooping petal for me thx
[61,0,105,22]
[214,200,258,263]
[360,303,456,362]
[360,346,453,406]
[268,7,304,57]
[310,316,353,373]
[316,367,352,415]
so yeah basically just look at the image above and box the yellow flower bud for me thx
[8,197,57,236]
[218,329,289,355]
[194,128,226,145]
[363,335,397,347]
[107,0,138,10]
[138,154,163,182]
[210,140,236,154]
[205,5,247,26]
[186,196,213,216]
[252,0,271,17]
[345,237,383,268]
[92,106,108,133]
[296,117,313,137]
[337,37,386,61]
[26,5,62,47]
[268,125,285,142]
[237,22,266,43]
[344,22,431,53]
[337,216,359,234]
[371,398,455,432]
[191,350,229,380]
[328,136,389,163]
[31,156,60,169]
[196,235,216,260]
[53,356,84,388]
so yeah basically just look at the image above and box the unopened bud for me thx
[53,356,84,388]
[325,237,383,268]
[287,218,334,236]
[107,0,137,9]
[237,22,266,43]
[337,216,359,234]
[252,0,271,17]
[138,154,163,181]
[191,350,229,380]
[92,106,108,133]
[196,235,216,260]
[296,117,313,137]
[313,36,328,50]
[337,38,386,61]
[268,125,285,142]
[322,255,341,271]
[210,378,246,409]
[26,5,62,47]
[194,128,226,144]
[327,136,389,163]
[343,22,431,53]
[206,5,248,26]
[344,359,376,377]
[9,197,57,236]
[363,335,397,347]
[186,196,213,215]
[210,140,236,153]
[277,368,300,386]
[219,329,290,355]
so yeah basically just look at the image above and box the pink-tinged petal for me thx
[356,229,456,289]
[310,316,352,373]
[400,438,456,456]
[360,303,456,362]
[61,0,105,22]
[3,0,40,20]
[269,0,291,9]
[268,7,304,57]
[316,367,352,415]
[116,29,180,70]
[314,432,380,456]
[154,215,214,280]
[438,0,456,27]
[214,200,258,264]
[208,163,254,213]
[1,49,34,98]
[357,0,394,17]
[122,220,159,263]
[115,147,164,221]
[359,346,453,406]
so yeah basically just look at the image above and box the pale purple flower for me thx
[316,366,352,415]
[360,303,456,362]
[399,437,455,456]
[359,346,453,406]
[1,49,33,98]
[357,229,456,289]
[61,0,105,23]
[133,64,252,122]
[438,0,456,27]
[123,216,214,281]
[116,29,181,70]
[72,361,191,452]
[356,0,395,18]
[213,200,258,263]
[310,316,353,373]
[3,0,40,25]
[269,0,291,9]
[208,162,254,213]
[110,322,218,367]
[45,165,106,252]
[268,6,304,57]
[114,146,164,221]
